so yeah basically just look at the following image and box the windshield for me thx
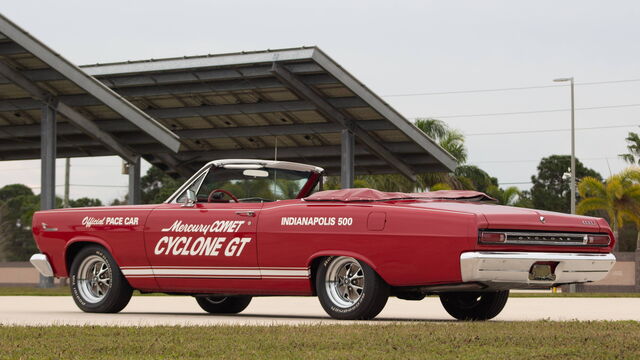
[186,166,318,203]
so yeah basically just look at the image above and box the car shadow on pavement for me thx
[118,311,457,322]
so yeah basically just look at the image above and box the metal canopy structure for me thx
[0,46,455,182]
[0,15,457,191]
[0,13,181,209]
[77,47,457,183]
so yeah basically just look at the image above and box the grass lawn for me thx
[0,322,638,359]
[508,292,640,298]
[0,286,71,296]
[1,286,638,297]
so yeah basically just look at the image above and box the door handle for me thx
[235,211,255,217]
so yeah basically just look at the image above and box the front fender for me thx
[63,236,115,275]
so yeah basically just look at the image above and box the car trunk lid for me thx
[406,201,603,233]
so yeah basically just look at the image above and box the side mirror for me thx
[182,189,196,207]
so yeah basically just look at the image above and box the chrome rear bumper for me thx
[30,253,54,277]
[460,252,616,287]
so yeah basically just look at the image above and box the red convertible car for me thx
[30,159,616,320]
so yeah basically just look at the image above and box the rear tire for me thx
[195,296,252,314]
[316,256,389,320]
[439,290,509,321]
[69,245,133,313]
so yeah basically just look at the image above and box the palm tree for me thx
[577,168,640,251]
[414,118,467,163]
[619,131,640,165]
[486,185,521,206]
[414,118,448,141]
[413,118,468,190]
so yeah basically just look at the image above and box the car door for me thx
[143,200,261,292]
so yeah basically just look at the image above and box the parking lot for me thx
[1,295,639,326]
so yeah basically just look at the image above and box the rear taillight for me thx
[478,232,506,244]
[584,234,611,246]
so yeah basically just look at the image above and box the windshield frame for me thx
[164,159,324,204]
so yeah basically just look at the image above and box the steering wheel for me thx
[207,189,239,203]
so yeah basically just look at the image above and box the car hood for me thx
[404,201,607,233]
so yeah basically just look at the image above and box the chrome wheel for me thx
[77,255,112,303]
[324,257,365,308]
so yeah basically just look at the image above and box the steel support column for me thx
[40,104,56,210]
[270,62,417,182]
[39,103,56,288]
[128,157,141,205]
[341,129,355,189]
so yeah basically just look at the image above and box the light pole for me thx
[553,77,576,215]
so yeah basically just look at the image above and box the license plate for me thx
[529,264,556,281]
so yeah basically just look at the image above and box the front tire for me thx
[70,245,133,313]
[316,256,389,320]
[195,296,252,314]
[439,290,509,321]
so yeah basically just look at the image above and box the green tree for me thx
[513,190,534,208]
[486,185,521,206]
[69,197,102,208]
[414,118,448,141]
[357,174,415,192]
[530,155,602,213]
[140,166,182,204]
[577,168,640,251]
[217,179,274,200]
[0,185,40,261]
[454,165,498,193]
[414,118,468,164]
[0,184,33,203]
[0,184,71,260]
[323,176,378,191]
[110,198,126,206]
[439,131,468,164]
[322,176,340,190]
[413,118,468,190]
[452,165,523,205]
[619,131,640,165]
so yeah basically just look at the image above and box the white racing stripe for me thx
[120,269,155,276]
[120,266,310,279]
[260,269,309,277]
[154,269,261,276]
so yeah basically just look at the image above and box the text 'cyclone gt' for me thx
[30,159,616,320]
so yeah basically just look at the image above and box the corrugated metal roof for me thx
[0,15,455,178]
[0,13,181,169]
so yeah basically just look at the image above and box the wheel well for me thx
[65,242,101,273]
[309,256,327,296]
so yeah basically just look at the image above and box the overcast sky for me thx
[1,0,639,204]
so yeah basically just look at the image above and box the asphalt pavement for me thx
[1,296,639,326]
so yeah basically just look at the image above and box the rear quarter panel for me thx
[258,200,478,287]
